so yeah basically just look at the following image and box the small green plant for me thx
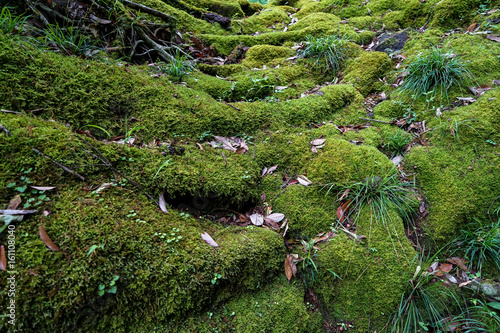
[211,273,222,284]
[450,218,500,275]
[386,130,413,158]
[397,46,473,99]
[0,6,29,35]
[43,23,99,56]
[452,299,500,332]
[159,51,193,82]
[300,238,318,288]
[6,168,51,208]
[98,275,119,296]
[433,118,482,144]
[297,34,350,74]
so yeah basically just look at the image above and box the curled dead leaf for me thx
[30,186,57,191]
[159,192,168,213]
[266,213,285,223]
[285,255,293,280]
[297,175,312,186]
[0,245,6,270]
[39,224,60,251]
[7,195,22,210]
[201,232,219,247]
[310,139,326,146]
[250,213,264,226]
[446,257,468,271]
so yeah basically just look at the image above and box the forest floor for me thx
[0,0,500,332]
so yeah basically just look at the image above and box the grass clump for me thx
[297,34,350,74]
[449,218,500,276]
[386,130,413,158]
[159,51,194,82]
[397,46,473,99]
[0,6,29,35]
[389,254,460,333]
[43,23,100,56]
[324,168,417,227]
[452,299,500,332]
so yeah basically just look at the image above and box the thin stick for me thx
[358,117,394,124]
[32,148,85,181]
[76,136,159,206]
[0,124,12,136]
[1,109,22,114]
[225,102,240,111]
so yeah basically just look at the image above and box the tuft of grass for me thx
[389,253,461,333]
[297,34,350,74]
[450,218,500,276]
[386,130,413,158]
[452,299,500,332]
[159,51,193,82]
[324,168,417,227]
[0,6,29,35]
[397,46,473,99]
[43,23,99,56]
[432,118,482,143]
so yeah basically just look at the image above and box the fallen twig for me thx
[1,109,22,114]
[32,148,86,181]
[358,117,394,124]
[76,135,159,206]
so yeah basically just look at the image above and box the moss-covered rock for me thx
[242,44,294,68]
[315,209,417,332]
[342,51,392,96]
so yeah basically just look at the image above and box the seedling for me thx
[98,275,119,296]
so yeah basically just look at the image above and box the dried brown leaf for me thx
[285,255,293,280]
[440,263,453,273]
[39,224,60,251]
[94,183,113,194]
[487,34,500,43]
[446,257,468,271]
[336,201,351,222]
[235,147,247,154]
[201,232,219,247]
[0,245,6,271]
[7,195,21,210]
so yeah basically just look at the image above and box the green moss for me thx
[306,137,394,184]
[184,0,246,17]
[0,114,288,332]
[405,90,500,243]
[134,0,229,34]
[272,185,337,237]
[430,0,482,28]
[287,12,341,32]
[161,277,324,332]
[235,7,291,34]
[342,51,392,96]
[315,208,416,332]
[242,44,294,68]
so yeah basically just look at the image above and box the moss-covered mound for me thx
[2,0,500,331]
